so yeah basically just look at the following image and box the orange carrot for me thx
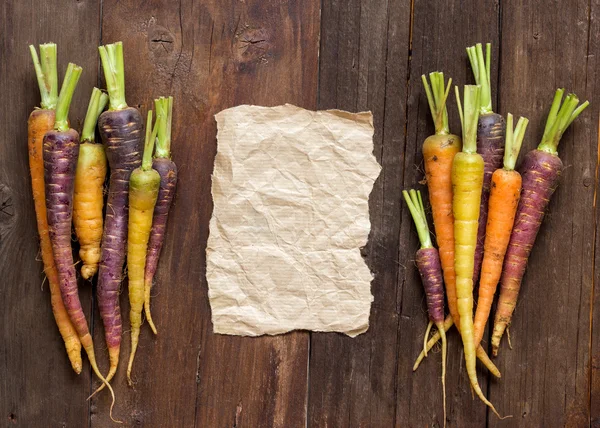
[421,72,462,328]
[29,43,82,374]
[473,114,528,347]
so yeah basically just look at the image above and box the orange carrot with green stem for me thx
[421,72,461,328]
[453,84,500,416]
[73,88,108,280]
[473,113,528,348]
[29,43,82,374]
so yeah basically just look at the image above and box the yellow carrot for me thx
[453,84,500,417]
[74,88,108,279]
[126,110,161,385]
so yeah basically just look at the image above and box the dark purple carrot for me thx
[467,43,506,284]
[491,89,589,356]
[144,96,177,335]
[43,63,117,419]
[96,41,144,387]
[403,189,447,425]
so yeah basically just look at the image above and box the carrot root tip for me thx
[506,327,513,350]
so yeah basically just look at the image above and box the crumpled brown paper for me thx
[207,104,381,337]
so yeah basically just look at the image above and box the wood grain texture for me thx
[398,1,501,426]
[0,1,100,427]
[2,1,600,427]
[92,0,320,426]
[308,0,410,426]
[490,1,600,427]
[588,4,600,427]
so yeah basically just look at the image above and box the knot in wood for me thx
[234,28,273,71]
[0,183,15,229]
[149,25,175,54]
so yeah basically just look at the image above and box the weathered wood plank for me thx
[93,1,319,426]
[588,4,600,427]
[397,1,501,427]
[308,0,410,426]
[0,1,101,427]
[490,1,599,426]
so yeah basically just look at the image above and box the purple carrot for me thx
[144,96,177,335]
[403,189,447,424]
[95,42,144,387]
[43,63,117,417]
[491,89,589,356]
[467,43,506,284]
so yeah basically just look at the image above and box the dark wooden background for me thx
[1,0,599,426]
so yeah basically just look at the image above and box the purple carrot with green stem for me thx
[144,96,177,335]
[403,189,447,426]
[95,41,144,389]
[491,89,589,356]
[467,42,506,284]
[43,63,117,419]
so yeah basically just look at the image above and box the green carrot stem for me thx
[98,41,128,111]
[30,43,59,110]
[503,114,529,170]
[466,43,493,114]
[455,85,481,154]
[142,110,160,170]
[81,88,109,142]
[538,89,590,154]
[154,96,174,158]
[403,189,432,248]
[421,72,452,135]
[54,63,82,132]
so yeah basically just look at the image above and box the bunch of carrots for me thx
[404,42,589,424]
[28,42,178,420]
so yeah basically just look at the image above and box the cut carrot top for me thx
[466,43,492,114]
[538,89,589,155]
[503,114,528,170]
[142,110,160,171]
[455,84,481,153]
[54,63,82,132]
[422,72,452,135]
[29,43,59,110]
[154,96,173,159]
[81,88,109,143]
[403,190,432,249]
[98,42,127,111]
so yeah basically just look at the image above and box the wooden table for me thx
[1,1,599,426]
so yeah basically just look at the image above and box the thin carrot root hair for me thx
[423,320,433,358]
[437,321,447,428]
